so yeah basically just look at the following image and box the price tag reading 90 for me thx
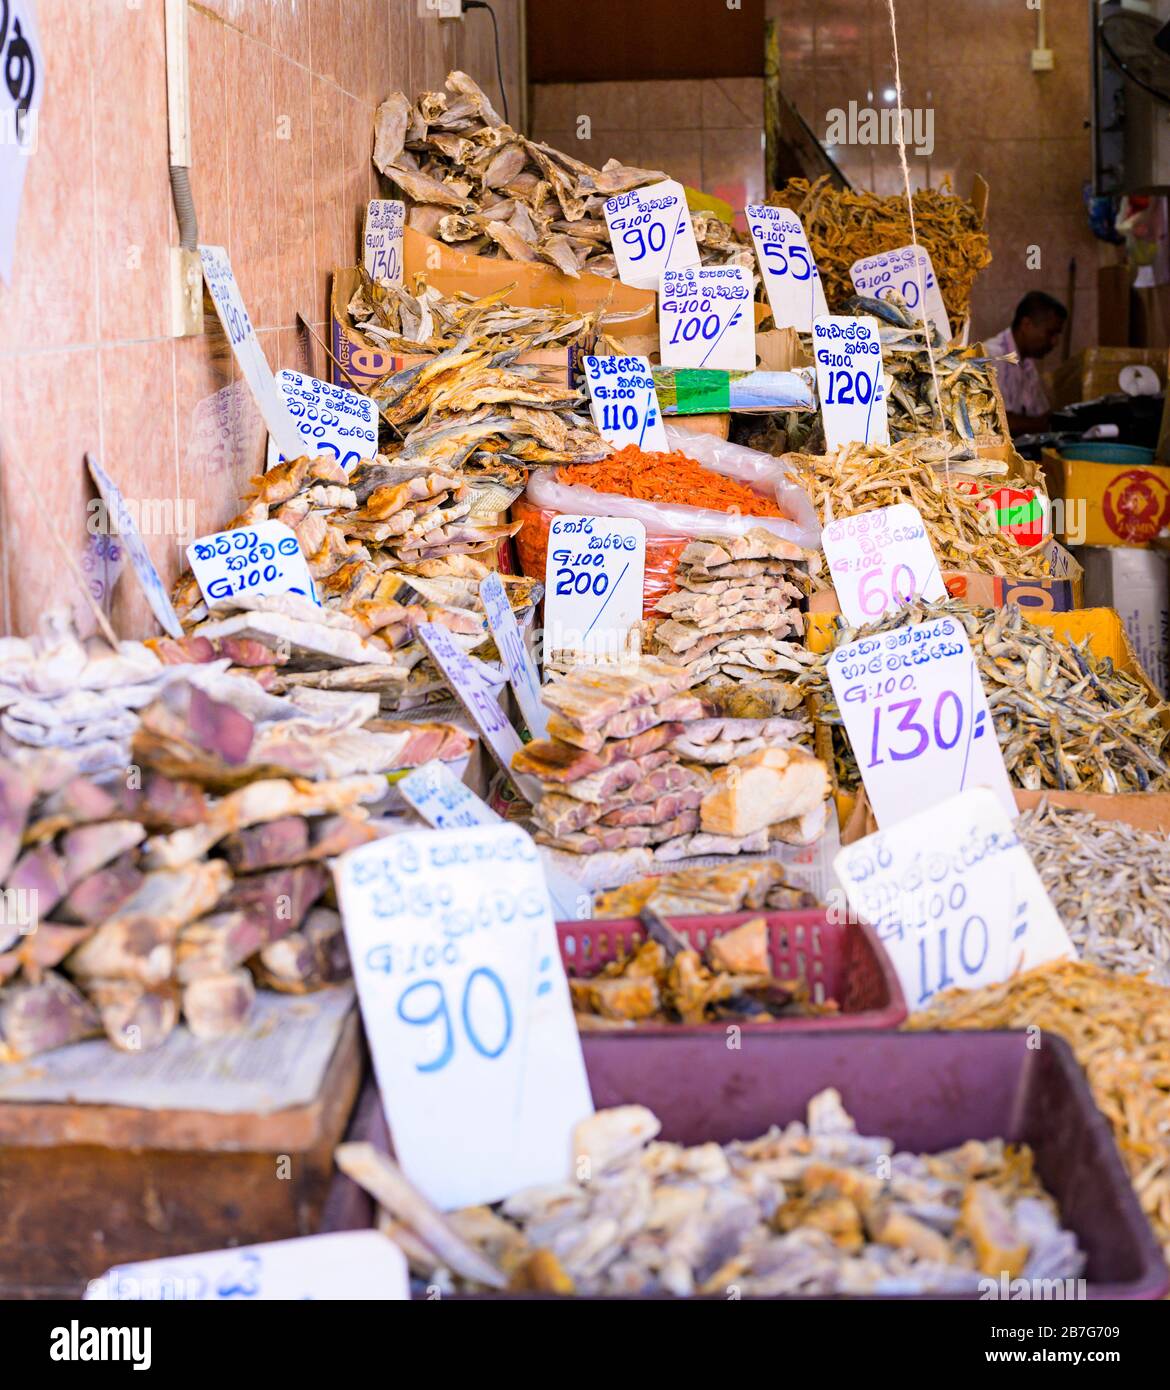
[602,179,700,290]
[827,616,1015,827]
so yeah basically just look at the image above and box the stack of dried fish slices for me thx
[373,70,750,280]
[769,175,991,325]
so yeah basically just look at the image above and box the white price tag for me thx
[834,788,1075,1010]
[198,245,303,460]
[582,354,667,453]
[544,516,645,665]
[813,315,889,449]
[745,204,827,333]
[186,519,318,609]
[399,760,501,830]
[602,178,700,291]
[850,244,952,342]
[418,622,528,786]
[84,1231,408,1301]
[0,0,41,285]
[364,198,404,284]
[826,614,1014,826]
[265,370,378,473]
[479,572,548,738]
[84,453,183,639]
[821,504,946,626]
[660,264,755,371]
[336,824,593,1210]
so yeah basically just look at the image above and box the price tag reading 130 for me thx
[745,204,828,333]
[602,179,700,291]
[826,615,1014,827]
[335,825,594,1210]
[660,265,755,371]
[821,504,946,626]
[834,789,1074,1009]
[364,199,404,285]
[544,516,645,665]
[813,315,889,450]
[582,354,667,453]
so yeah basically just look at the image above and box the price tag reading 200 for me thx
[813,315,889,450]
[827,616,1015,827]
[544,516,645,666]
[335,825,593,1210]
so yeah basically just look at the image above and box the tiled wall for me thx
[774,0,1101,350]
[530,78,765,231]
[0,0,521,637]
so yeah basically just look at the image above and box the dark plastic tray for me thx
[327,1031,1169,1299]
[557,910,907,1032]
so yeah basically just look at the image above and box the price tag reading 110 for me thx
[826,615,1015,827]
[582,354,667,453]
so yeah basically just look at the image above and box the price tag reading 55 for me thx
[827,616,1015,826]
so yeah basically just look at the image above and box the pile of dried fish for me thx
[339,1088,1082,1296]
[803,601,1170,794]
[649,530,819,688]
[570,915,837,1028]
[849,294,1005,441]
[593,855,817,919]
[785,440,1052,581]
[348,274,615,357]
[373,70,749,279]
[1017,803,1170,982]
[908,962,1170,1265]
[770,176,991,324]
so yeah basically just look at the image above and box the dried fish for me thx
[771,176,991,325]
[908,962,1170,1267]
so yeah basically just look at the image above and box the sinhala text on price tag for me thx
[544,516,645,665]
[582,354,667,453]
[335,824,593,1210]
[850,244,952,342]
[821,503,946,626]
[364,199,404,285]
[186,519,318,609]
[744,204,828,333]
[660,264,755,371]
[479,572,548,738]
[265,370,378,473]
[826,614,1015,826]
[601,179,700,290]
[834,788,1074,1009]
[812,315,889,450]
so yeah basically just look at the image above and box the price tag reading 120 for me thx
[335,825,594,1210]
[544,516,645,665]
[660,265,755,371]
[813,315,889,450]
[850,244,952,343]
[602,179,700,291]
[582,354,667,453]
[745,204,828,333]
[827,615,1014,827]
[834,789,1074,1009]
[821,504,946,626]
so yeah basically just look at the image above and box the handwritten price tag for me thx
[827,614,1014,826]
[834,788,1074,1009]
[850,244,952,342]
[84,1231,408,1301]
[186,519,318,609]
[199,246,302,461]
[602,178,700,291]
[813,315,889,450]
[364,199,404,285]
[660,264,755,371]
[582,354,667,453]
[544,516,645,666]
[0,0,41,286]
[336,824,593,1209]
[399,760,501,831]
[84,454,183,639]
[265,370,378,473]
[745,204,827,333]
[821,504,946,625]
[479,572,548,739]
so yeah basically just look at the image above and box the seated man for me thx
[985,291,1067,436]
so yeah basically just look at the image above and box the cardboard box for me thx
[1074,545,1170,696]
[1049,347,1166,409]
[808,539,1083,622]
[1042,447,1170,547]
[330,226,657,391]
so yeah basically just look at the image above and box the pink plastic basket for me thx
[556,909,906,1032]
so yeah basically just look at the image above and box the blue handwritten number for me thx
[886,699,929,761]
[462,967,513,1059]
[396,980,454,1073]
